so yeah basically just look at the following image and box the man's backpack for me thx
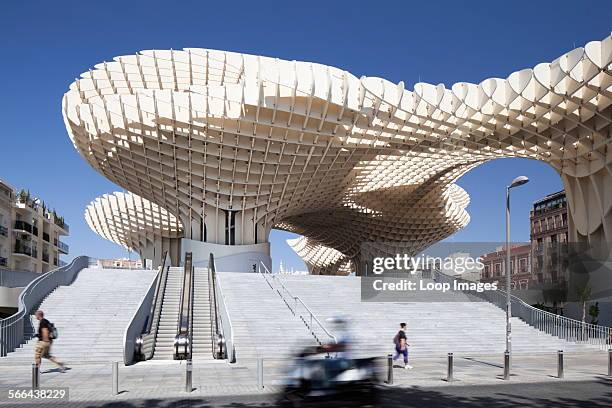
[48,322,58,340]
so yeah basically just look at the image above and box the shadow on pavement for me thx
[7,378,611,407]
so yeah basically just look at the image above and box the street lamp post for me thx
[505,176,529,362]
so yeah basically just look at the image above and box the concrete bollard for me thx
[387,354,393,385]
[503,351,510,380]
[112,361,118,395]
[31,364,39,389]
[608,349,612,377]
[185,360,193,393]
[447,353,453,382]
[557,350,564,379]
[257,357,264,390]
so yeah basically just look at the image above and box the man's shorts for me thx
[34,341,52,359]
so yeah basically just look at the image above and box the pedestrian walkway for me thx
[0,351,609,403]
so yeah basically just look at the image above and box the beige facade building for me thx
[93,258,144,269]
[480,244,532,290]
[0,178,69,273]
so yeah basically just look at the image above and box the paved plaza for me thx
[0,351,610,405]
[0,379,610,407]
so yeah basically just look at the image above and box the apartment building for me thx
[530,191,569,285]
[480,244,532,290]
[479,191,570,290]
[0,178,69,273]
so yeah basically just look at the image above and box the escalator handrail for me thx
[175,252,193,359]
[188,255,194,359]
[143,251,169,336]
[210,253,236,362]
[177,253,192,336]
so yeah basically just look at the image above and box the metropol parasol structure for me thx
[85,192,183,268]
[65,35,612,273]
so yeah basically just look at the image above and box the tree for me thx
[588,302,599,325]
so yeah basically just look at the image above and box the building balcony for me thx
[15,199,38,212]
[54,218,69,233]
[58,240,69,254]
[14,220,33,234]
[13,241,37,258]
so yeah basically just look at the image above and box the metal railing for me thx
[434,269,612,350]
[57,241,69,254]
[208,253,221,358]
[210,254,236,363]
[0,256,89,356]
[125,251,171,364]
[258,261,337,346]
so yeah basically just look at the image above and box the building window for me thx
[537,238,543,252]
[519,258,526,273]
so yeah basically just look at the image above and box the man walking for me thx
[393,322,413,369]
[34,310,66,372]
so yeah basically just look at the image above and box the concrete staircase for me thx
[217,272,318,361]
[0,268,156,365]
[278,275,601,357]
[152,266,182,360]
[191,268,213,359]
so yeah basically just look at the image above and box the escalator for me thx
[174,253,194,359]
[134,252,228,361]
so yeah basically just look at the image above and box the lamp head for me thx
[509,176,529,189]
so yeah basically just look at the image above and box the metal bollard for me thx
[557,350,564,379]
[31,364,39,389]
[608,349,612,377]
[185,360,193,392]
[447,353,453,382]
[503,351,510,380]
[387,354,393,385]
[112,361,118,395]
[257,357,264,390]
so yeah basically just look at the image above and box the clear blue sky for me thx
[0,1,610,272]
